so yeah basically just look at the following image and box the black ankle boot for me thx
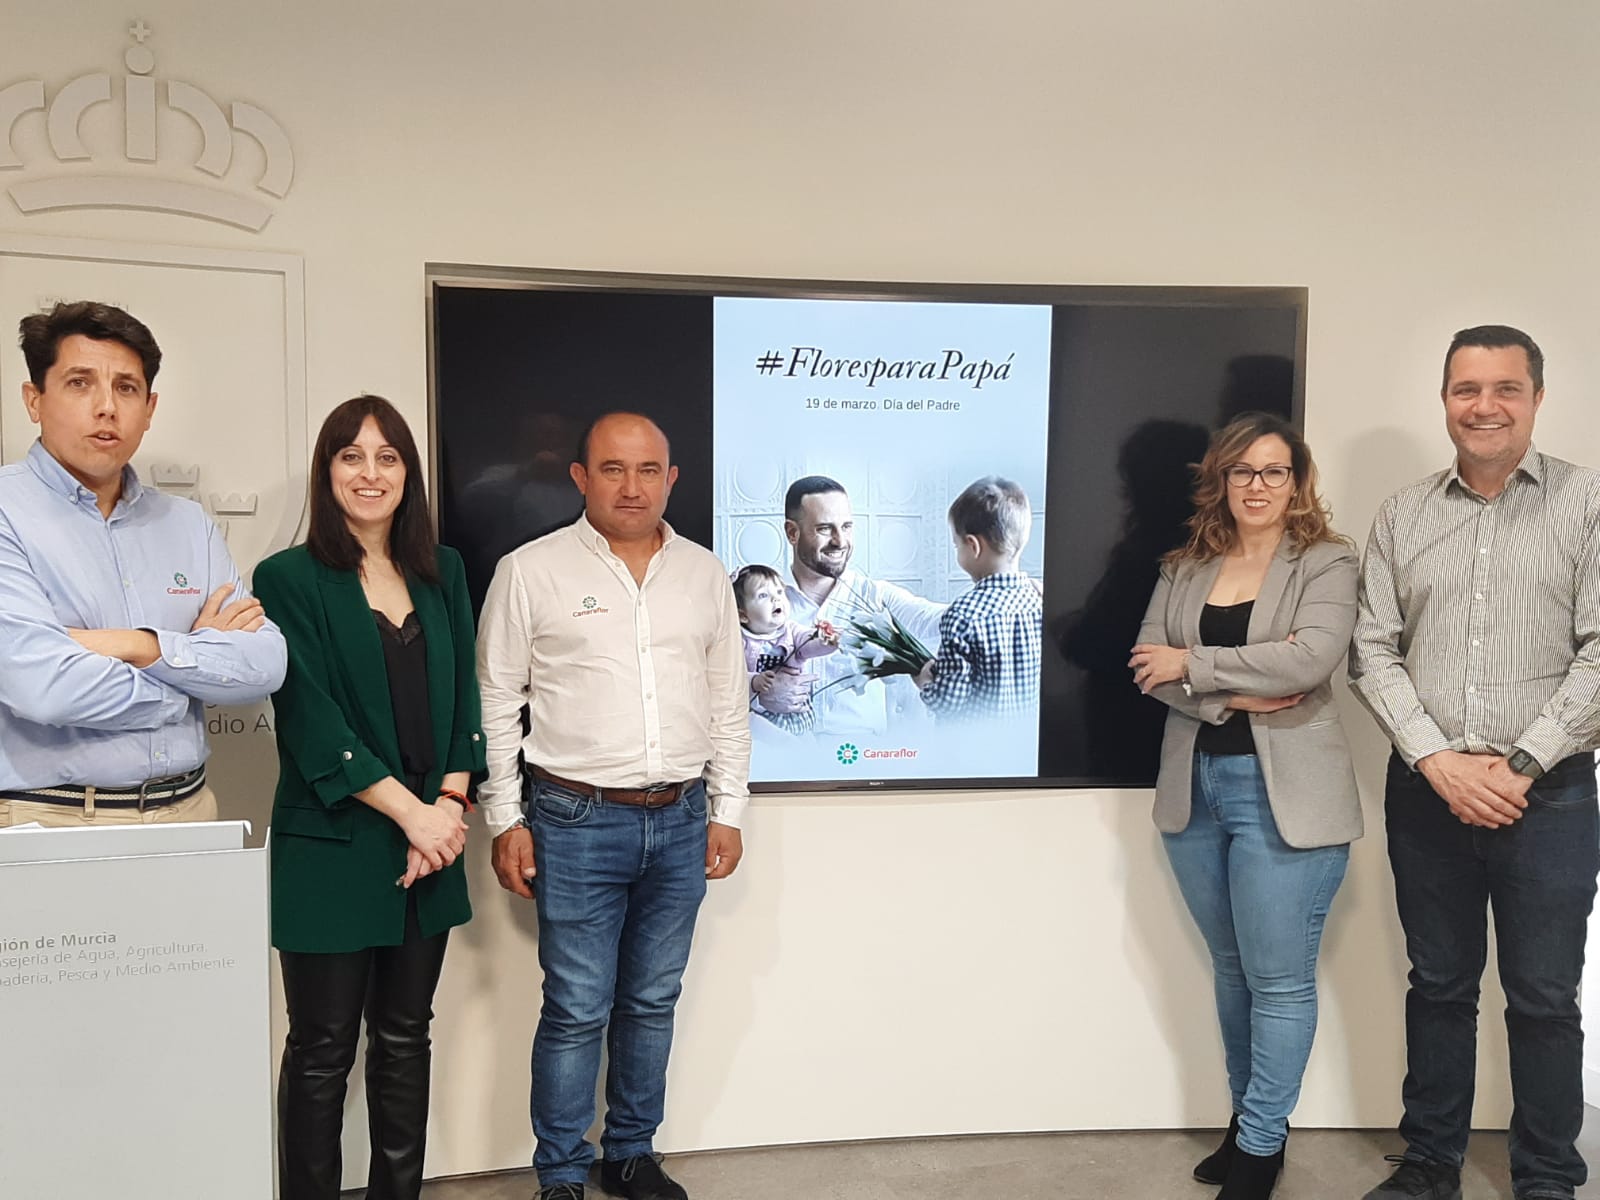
[1217,1145,1283,1200]
[1193,1114,1239,1185]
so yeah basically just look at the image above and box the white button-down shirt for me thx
[476,514,751,835]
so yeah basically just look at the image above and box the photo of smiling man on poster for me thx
[756,474,944,740]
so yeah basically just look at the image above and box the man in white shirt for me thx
[760,475,944,735]
[477,413,749,1200]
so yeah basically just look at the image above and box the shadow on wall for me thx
[1056,418,1211,781]
[448,410,585,611]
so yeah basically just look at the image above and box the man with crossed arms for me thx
[0,301,285,828]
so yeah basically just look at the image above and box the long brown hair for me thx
[1166,412,1346,563]
[306,395,440,583]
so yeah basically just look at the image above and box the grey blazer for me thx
[1136,537,1363,848]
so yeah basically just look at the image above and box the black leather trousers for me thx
[277,895,449,1200]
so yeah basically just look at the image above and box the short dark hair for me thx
[573,412,671,469]
[18,301,162,389]
[948,476,1031,558]
[784,475,847,521]
[730,563,784,610]
[306,395,439,583]
[1442,325,1544,394]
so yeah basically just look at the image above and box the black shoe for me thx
[599,1154,689,1200]
[1194,1114,1240,1184]
[1218,1145,1283,1199]
[1361,1155,1462,1200]
[537,1185,586,1200]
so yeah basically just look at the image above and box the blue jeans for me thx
[1162,752,1349,1156]
[1385,751,1598,1199]
[526,775,709,1187]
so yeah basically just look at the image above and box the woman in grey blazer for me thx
[1129,412,1361,1200]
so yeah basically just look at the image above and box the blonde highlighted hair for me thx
[1166,412,1348,564]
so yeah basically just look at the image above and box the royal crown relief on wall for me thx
[0,20,296,232]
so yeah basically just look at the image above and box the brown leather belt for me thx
[529,765,694,809]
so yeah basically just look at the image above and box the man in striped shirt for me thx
[1351,325,1600,1200]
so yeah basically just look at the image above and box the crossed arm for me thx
[0,510,287,727]
[1127,561,1315,726]
[0,513,188,730]
[68,583,264,662]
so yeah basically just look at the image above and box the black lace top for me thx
[373,610,435,786]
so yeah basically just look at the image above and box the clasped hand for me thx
[1418,749,1531,828]
[399,796,469,888]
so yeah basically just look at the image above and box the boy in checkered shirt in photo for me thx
[915,476,1043,721]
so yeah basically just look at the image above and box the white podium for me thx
[0,821,272,1199]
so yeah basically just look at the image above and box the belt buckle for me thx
[136,771,185,813]
[641,782,676,809]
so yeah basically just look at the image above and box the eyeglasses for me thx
[1224,464,1293,489]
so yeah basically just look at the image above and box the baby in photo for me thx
[915,476,1043,721]
[732,564,839,734]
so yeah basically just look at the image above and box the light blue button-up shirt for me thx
[0,440,288,790]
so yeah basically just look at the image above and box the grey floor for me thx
[399,1110,1600,1199]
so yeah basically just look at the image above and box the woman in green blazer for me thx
[254,394,485,1200]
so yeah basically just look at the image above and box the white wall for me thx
[6,0,1600,1183]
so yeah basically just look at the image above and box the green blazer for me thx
[253,544,486,954]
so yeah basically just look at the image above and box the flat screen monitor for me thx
[428,268,1305,792]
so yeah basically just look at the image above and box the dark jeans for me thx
[526,775,709,1188]
[277,894,450,1200]
[1385,751,1598,1199]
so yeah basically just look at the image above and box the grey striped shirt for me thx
[1349,446,1600,770]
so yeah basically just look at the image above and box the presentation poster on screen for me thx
[713,297,1052,784]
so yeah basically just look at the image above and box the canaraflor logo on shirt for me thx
[167,571,202,596]
[572,595,610,618]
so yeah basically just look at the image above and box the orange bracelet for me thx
[438,787,473,813]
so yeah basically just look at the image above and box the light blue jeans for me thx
[1162,752,1349,1156]
[526,775,709,1187]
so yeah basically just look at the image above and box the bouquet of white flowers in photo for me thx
[818,601,934,696]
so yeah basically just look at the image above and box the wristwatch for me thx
[1507,748,1545,780]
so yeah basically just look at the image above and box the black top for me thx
[1195,600,1256,756]
[373,609,436,787]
